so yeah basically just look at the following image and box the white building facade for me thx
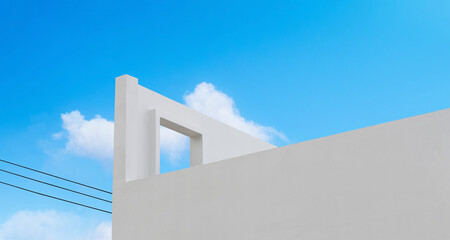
[113,75,450,239]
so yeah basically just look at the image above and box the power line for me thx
[0,181,112,214]
[0,159,112,194]
[0,168,111,203]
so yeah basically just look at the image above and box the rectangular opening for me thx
[159,126,190,174]
[159,118,203,174]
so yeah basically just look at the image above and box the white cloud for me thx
[184,82,287,143]
[51,131,64,140]
[58,110,114,163]
[88,222,112,240]
[54,82,286,165]
[0,210,111,240]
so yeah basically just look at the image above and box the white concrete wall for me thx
[113,106,450,240]
[113,74,275,184]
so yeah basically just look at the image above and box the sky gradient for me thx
[0,0,449,239]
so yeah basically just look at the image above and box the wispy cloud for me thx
[0,210,111,240]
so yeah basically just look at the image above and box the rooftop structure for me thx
[113,75,450,239]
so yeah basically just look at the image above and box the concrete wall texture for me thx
[113,75,450,239]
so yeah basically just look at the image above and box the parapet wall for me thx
[113,107,450,240]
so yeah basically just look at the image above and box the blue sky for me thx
[0,0,449,239]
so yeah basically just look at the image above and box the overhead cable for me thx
[0,159,112,194]
[0,181,112,214]
[0,168,111,203]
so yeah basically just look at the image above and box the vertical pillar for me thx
[114,75,160,181]
[114,74,138,184]
[190,135,203,167]
[147,109,160,175]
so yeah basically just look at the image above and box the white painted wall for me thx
[113,75,450,239]
[113,74,275,183]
